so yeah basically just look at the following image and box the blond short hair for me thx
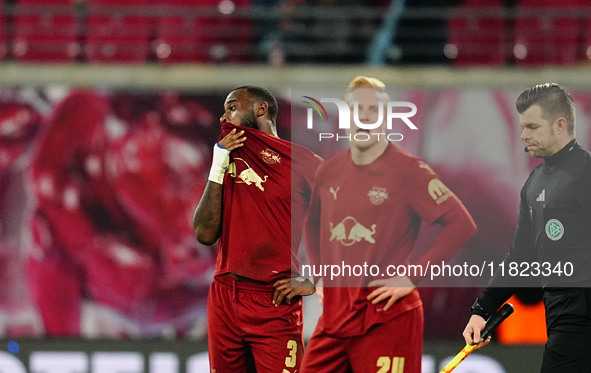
[348,76,386,89]
[344,76,390,103]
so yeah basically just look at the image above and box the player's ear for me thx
[554,117,568,134]
[255,101,269,118]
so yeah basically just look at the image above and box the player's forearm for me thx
[192,181,223,245]
[193,139,234,245]
[476,286,515,317]
[412,205,477,282]
[435,204,478,258]
[480,248,530,312]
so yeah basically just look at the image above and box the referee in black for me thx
[462,83,591,372]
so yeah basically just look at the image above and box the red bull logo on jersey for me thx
[227,158,268,191]
[329,216,377,246]
[368,186,389,205]
[260,148,281,164]
[428,179,451,205]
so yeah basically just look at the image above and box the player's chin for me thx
[350,136,378,148]
[531,149,548,158]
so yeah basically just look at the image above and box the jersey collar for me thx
[544,139,578,166]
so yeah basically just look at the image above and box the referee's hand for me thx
[272,278,315,306]
[463,314,491,349]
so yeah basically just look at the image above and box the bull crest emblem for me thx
[367,186,388,205]
[329,216,376,246]
[260,148,281,164]
[228,158,268,191]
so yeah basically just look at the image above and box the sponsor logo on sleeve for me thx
[427,179,451,205]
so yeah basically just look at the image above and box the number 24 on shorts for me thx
[377,356,405,373]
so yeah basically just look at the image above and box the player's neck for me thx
[258,120,278,137]
[546,136,575,158]
[350,140,388,165]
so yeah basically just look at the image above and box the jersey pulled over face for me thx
[216,122,321,282]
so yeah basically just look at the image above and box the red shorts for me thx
[302,305,423,373]
[207,275,304,373]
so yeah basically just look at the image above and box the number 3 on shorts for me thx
[285,340,298,368]
[376,356,405,373]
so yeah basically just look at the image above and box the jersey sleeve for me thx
[303,164,323,279]
[480,182,537,314]
[404,159,478,284]
[404,159,463,224]
[576,161,591,220]
[291,146,322,253]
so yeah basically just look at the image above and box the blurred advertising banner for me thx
[0,339,542,373]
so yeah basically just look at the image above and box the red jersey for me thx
[215,122,321,282]
[306,143,474,337]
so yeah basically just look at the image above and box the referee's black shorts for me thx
[542,288,591,373]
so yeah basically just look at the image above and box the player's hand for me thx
[462,314,491,349]
[218,129,246,150]
[367,276,415,311]
[272,277,315,307]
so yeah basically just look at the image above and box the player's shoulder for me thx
[574,146,591,178]
[287,142,323,184]
[317,148,348,168]
[291,141,322,161]
[576,145,591,165]
[385,143,433,172]
[312,148,348,179]
[560,142,591,177]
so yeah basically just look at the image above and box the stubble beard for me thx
[240,110,259,130]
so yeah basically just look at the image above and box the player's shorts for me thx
[541,288,591,372]
[301,305,423,373]
[207,274,304,373]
